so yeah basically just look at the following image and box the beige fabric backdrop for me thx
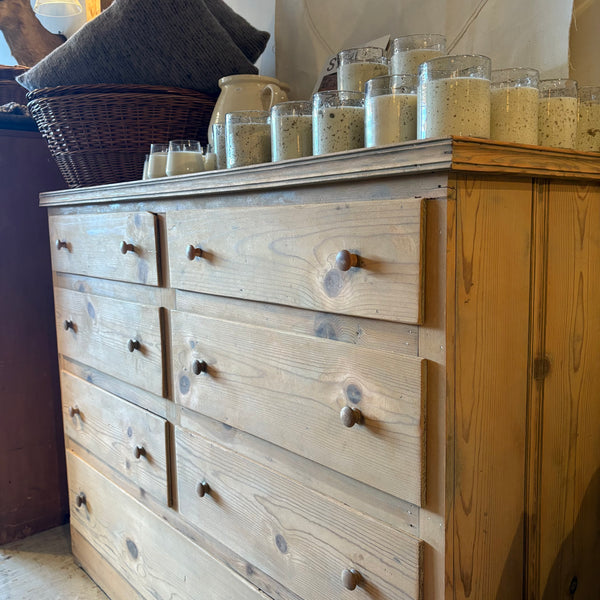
[274,0,575,100]
[569,0,600,86]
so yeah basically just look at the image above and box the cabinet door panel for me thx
[172,310,426,505]
[537,184,600,599]
[167,198,425,324]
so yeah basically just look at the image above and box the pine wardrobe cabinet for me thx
[40,138,600,600]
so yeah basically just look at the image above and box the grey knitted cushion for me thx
[17,0,270,96]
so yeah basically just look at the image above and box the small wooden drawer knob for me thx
[127,339,141,353]
[335,250,359,271]
[55,239,68,251]
[197,481,210,498]
[75,492,86,508]
[120,241,136,255]
[192,359,208,375]
[64,319,74,331]
[186,245,204,261]
[134,445,146,459]
[68,406,80,418]
[341,568,361,590]
[340,406,362,428]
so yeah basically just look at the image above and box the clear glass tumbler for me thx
[538,79,578,149]
[166,140,204,176]
[337,47,389,93]
[225,110,271,168]
[390,34,446,76]
[147,143,168,179]
[142,154,150,180]
[490,67,539,145]
[203,143,217,170]
[271,101,313,161]
[577,85,600,152]
[312,90,365,156]
[418,54,491,139]
[365,74,418,147]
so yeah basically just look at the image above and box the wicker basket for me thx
[27,83,217,188]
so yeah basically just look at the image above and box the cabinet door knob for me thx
[68,406,80,418]
[134,445,146,459]
[197,481,210,497]
[192,359,207,375]
[120,241,136,255]
[335,249,359,271]
[341,568,361,590]
[128,339,141,353]
[55,239,68,251]
[64,319,74,331]
[340,406,362,428]
[75,492,86,508]
[186,245,204,261]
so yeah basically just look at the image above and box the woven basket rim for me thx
[26,83,219,102]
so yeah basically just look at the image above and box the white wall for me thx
[226,0,276,78]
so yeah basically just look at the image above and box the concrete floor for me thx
[0,525,108,600]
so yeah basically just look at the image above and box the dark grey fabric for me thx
[203,0,269,63]
[17,0,270,95]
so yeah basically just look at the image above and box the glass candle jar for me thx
[365,74,418,147]
[142,154,150,180]
[211,122,227,169]
[390,34,446,76]
[577,85,600,152]
[337,47,389,93]
[270,101,313,161]
[312,90,365,155]
[225,110,271,168]
[538,79,578,149]
[147,143,168,178]
[490,67,539,145]
[203,143,217,170]
[166,139,204,176]
[418,54,491,139]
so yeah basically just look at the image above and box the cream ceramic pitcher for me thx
[208,74,289,144]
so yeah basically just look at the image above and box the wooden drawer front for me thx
[49,212,159,286]
[172,310,426,506]
[176,427,422,600]
[66,452,271,600]
[55,288,164,396]
[167,198,424,324]
[61,371,169,506]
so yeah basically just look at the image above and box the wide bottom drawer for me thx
[66,451,271,600]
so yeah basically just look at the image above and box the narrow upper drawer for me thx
[167,199,425,324]
[176,427,423,600]
[49,212,160,286]
[172,310,426,506]
[61,371,170,506]
[54,288,165,397]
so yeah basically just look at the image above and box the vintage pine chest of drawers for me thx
[41,138,600,600]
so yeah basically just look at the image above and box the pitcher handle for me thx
[261,84,287,110]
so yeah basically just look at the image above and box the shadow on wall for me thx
[496,468,600,599]
[541,468,600,600]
